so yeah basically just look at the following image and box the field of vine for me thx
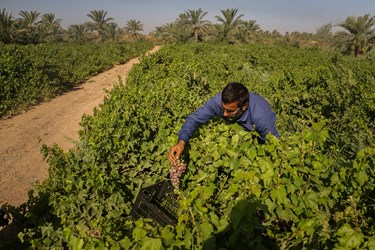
[6,43,374,249]
[0,40,153,117]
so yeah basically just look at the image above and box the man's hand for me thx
[168,140,185,164]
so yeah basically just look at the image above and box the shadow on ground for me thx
[0,190,56,250]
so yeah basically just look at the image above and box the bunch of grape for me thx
[169,160,187,189]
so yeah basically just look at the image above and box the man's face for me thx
[221,101,247,122]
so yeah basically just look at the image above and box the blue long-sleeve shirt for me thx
[178,92,280,142]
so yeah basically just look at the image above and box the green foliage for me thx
[0,40,153,117]
[16,44,374,249]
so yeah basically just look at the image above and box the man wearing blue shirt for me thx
[168,82,279,164]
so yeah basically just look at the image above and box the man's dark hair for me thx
[222,82,249,107]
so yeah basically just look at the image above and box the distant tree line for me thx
[151,9,375,57]
[1,8,374,56]
[0,9,144,44]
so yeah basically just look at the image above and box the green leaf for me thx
[132,227,147,242]
[225,184,239,199]
[331,173,340,185]
[209,212,220,228]
[141,237,162,250]
[312,161,323,169]
[336,223,354,236]
[336,224,364,248]
[298,219,316,235]
[258,158,273,174]
[212,150,221,161]
[183,230,192,249]
[18,232,25,243]
[264,144,275,153]
[217,217,230,232]
[276,207,291,221]
[161,227,175,246]
[246,148,257,161]
[63,227,71,241]
[288,147,301,159]
[200,221,214,240]
[201,183,216,200]
[312,120,325,130]
[227,149,239,158]
[366,236,375,249]
[74,238,84,250]
[110,243,121,250]
[261,168,274,186]
[119,236,132,249]
[231,134,240,145]
[175,224,185,238]
[271,186,288,205]
[257,146,265,156]
[356,170,368,187]
[305,191,318,210]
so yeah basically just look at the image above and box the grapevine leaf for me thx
[246,148,257,161]
[336,224,364,248]
[225,184,239,199]
[298,219,316,235]
[161,227,175,246]
[218,217,230,232]
[132,227,147,242]
[356,170,368,187]
[141,237,162,250]
[119,237,132,249]
[261,168,274,186]
[200,221,214,240]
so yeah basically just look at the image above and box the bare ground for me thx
[0,46,160,207]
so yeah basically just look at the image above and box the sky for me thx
[1,0,374,35]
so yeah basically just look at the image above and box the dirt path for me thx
[0,46,160,207]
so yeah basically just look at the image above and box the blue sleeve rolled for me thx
[178,94,221,142]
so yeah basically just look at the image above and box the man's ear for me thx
[242,102,249,111]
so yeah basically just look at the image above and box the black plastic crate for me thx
[131,180,179,226]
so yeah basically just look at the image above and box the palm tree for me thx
[18,10,40,28]
[85,10,114,41]
[204,23,224,42]
[237,19,260,42]
[16,10,40,43]
[174,13,193,42]
[151,26,168,43]
[215,8,244,42]
[160,23,178,43]
[242,20,260,33]
[107,22,119,40]
[153,22,190,44]
[68,24,89,43]
[124,19,143,38]
[0,8,15,43]
[185,8,211,43]
[316,23,333,41]
[39,13,63,42]
[336,14,375,56]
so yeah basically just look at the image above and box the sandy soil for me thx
[0,46,160,207]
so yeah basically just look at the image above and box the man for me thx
[168,82,280,164]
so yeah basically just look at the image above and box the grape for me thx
[170,159,187,189]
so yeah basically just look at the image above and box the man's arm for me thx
[177,94,221,142]
[256,111,280,141]
[169,94,221,163]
